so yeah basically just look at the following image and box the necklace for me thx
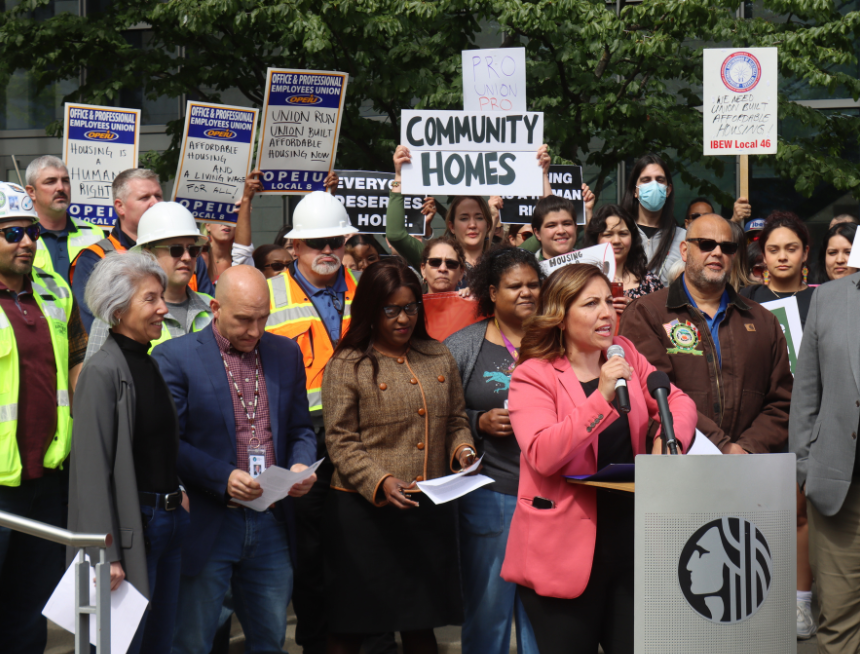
[219,348,260,441]
[767,284,804,299]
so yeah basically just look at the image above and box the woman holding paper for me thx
[67,252,188,654]
[502,263,696,654]
[321,258,476,654]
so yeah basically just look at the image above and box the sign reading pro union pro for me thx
[703,48,777,156]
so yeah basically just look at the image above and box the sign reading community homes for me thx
[334,171,425,235]
[172,101,259,225]
[499,165,584,225]
[256,67,348,194]
[539,243,616,283]
[703,48,778,155]
[462,47,527,112]
[400,110,544,196]
[63,102,141,226]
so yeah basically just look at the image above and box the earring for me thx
[763,270,770,285]
[802,266,808,285]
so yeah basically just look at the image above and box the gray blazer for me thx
[790,273,860,517]
[444,318,491,440]
[67,335,167,599]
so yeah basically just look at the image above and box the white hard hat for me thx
[132,202,207,251]
[285,191,358,240]
[0,182,38,224]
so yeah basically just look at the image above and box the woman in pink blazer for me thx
[502,263,697,654]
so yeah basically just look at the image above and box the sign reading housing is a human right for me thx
[400,110,544,196]
[499,165,584,225]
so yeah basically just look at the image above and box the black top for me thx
[638,224,661,239]
[464,339,521,495]
[581,378,635,565]
[739,284,815,327]
[111,332,180,494]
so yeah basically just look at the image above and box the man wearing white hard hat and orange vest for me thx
[85,202,213,360]
[266,190,360,654]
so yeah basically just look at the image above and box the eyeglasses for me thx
[0,224,40,243]
[262,261,289,272]
[151,244,203,258]
[303,236,345,251]
[424,257,461,270]
[382,302,421,318]
[686,238,739,255]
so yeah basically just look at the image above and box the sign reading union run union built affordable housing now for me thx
[63,102,141,227]
[256,68,348,194]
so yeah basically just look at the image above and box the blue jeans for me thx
[459,487,538,654]
[0,473,66,654]
[171,507,293,654]
[124,503,189,654]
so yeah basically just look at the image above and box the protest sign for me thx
[172,101,258,225]
[400,110,543,196]
[847,226,860,269]
[423,292,483,342]
[462,47,527,112]
[703,48,778,155]
[256,68,348,194]
[760,296,803,375]
[334,171,425,235]
[539,243,616,282]
[499,165,584,225]
[63,103,140,226]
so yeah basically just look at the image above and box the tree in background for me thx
[1,0,858,208]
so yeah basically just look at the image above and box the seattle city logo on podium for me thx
[721,52,763,92]
[677,516,774,624]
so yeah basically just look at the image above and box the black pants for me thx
[518,559,634,654]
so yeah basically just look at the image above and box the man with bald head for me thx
[152,265,317,653]
[620,214,793,453]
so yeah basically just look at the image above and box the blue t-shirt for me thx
[292,265,347,345]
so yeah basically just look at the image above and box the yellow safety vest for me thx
[0,268,73,486]
[148,291,214,351]
[33,218,105,277]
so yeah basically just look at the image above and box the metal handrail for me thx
[0,509,112,653]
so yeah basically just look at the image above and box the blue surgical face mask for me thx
[637,180,668,213]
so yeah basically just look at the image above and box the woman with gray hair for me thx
[67,251,188,654]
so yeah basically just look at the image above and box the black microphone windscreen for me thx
[647,370,671,396]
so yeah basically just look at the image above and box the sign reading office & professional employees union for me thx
[63,102,141,227]
[172,101,259,225]
[256,67,348,194]
[703,48,777,156]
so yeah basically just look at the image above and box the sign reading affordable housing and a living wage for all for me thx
[256,68,348,194]
[499,165,584,225]
[334,171,425,235]
[703,48,778,156]
[63,103,141,227]
[400,110,544,196]
[462,47,527,112]
[172,102,259,225]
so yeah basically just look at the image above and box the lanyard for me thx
[494,317,519,362]
[219,348,261,443]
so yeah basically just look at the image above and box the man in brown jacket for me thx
[619,214,792,453]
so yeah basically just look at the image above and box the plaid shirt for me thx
[212,322,274,473]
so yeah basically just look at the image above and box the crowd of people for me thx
[0,149,858,654]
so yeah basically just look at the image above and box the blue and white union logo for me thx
[720,52,762,93]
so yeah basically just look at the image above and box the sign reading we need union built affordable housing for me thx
[172,102,259,225]
[63,103,141,226]
[256,68,348,194]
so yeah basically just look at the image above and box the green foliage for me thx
[1,0,858,203]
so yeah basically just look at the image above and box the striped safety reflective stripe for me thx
[33,269,71,299]
[57,390,69,407]
[0,312,9,329]
[267,304,320,328]
[0,404,18,423]
[307,389,323,411]
[271,274,289,307]
[39,302,67,323]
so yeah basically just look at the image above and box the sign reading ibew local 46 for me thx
[63,103,141,226]
[703,48,777,156]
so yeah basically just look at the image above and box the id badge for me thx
[248,447,266,479]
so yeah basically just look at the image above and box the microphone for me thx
[606,345,630,414]
[647,371,679,455]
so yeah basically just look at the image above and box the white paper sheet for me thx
[688,429,723,455]
[417,457,493,504]
[43,556,148,654]
[233,458,325,512]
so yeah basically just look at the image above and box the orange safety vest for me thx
[265,265,358,412]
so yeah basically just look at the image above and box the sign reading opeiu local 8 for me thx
[400,110,544,196]
[257,68,348,194]
[172,102,259,225]
[63,103,141,226]
[703,48,778,155]
[499,165,584,225]
[334,171,425,235]
[462,47,527,112]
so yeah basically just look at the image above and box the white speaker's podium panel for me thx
[634,454,796,654]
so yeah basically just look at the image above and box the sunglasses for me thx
[304,236,345,251]
[688,213,704,221]
[424,257,461,270]
[152,244,203,258]
[263,261,289,272]
[0,224,40,243]
[686,238,739,255]
[382,302,421,319]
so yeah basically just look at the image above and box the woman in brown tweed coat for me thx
[321,258,476,654]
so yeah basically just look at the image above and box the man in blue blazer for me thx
[152,265,317,654]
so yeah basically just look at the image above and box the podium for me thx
[633,454,796,653]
